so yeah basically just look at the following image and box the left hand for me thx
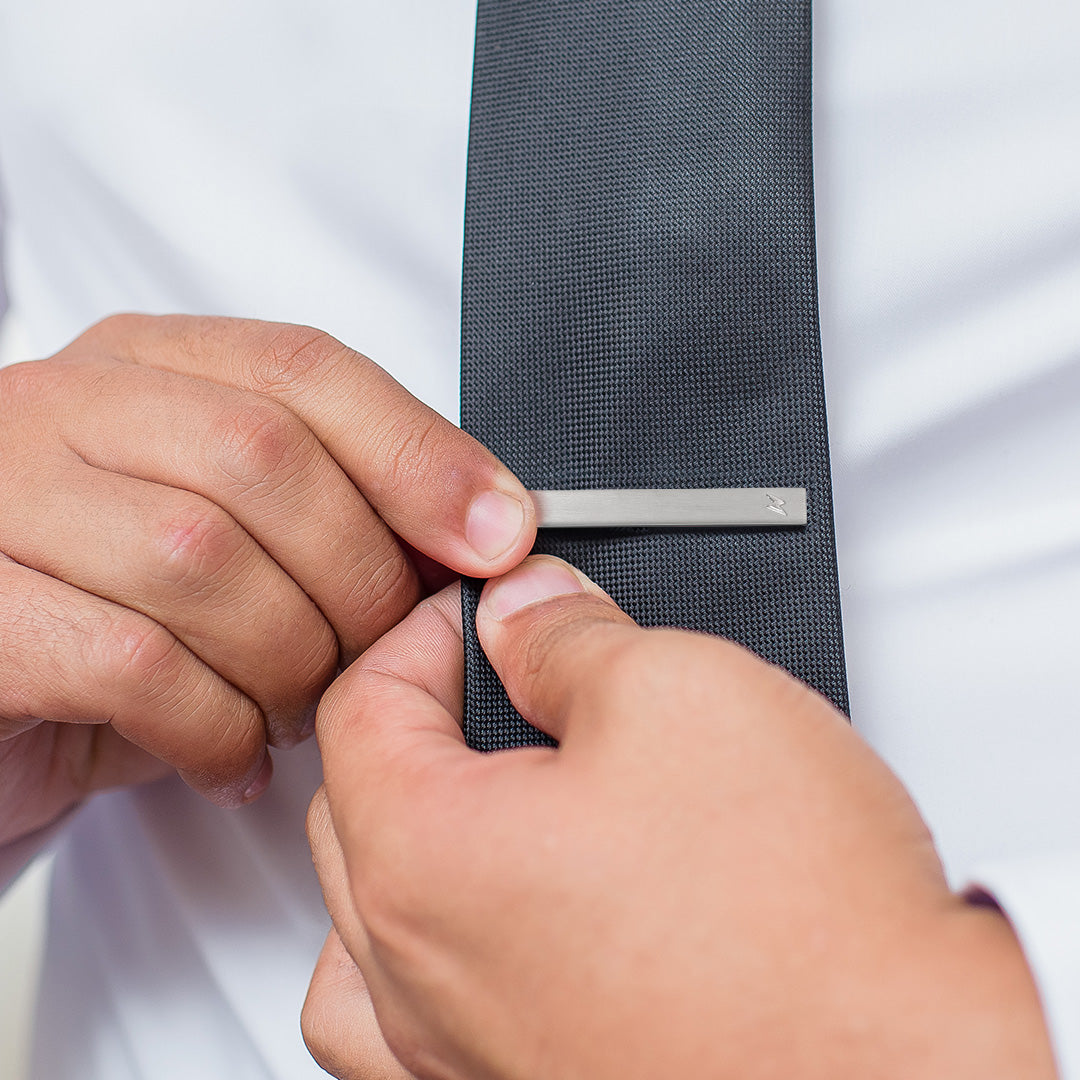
[304,556,1056,1080]
[0,314,535,839]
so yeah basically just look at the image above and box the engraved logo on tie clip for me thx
[765,492,787,516]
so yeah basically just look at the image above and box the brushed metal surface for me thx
[529,488,807,528]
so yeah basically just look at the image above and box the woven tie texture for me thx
[461,0,847,750]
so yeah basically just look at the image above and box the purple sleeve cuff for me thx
[970,848,1080,1080]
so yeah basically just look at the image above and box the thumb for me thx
[475,555,641,743]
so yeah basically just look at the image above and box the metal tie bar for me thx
[529,488,807,528]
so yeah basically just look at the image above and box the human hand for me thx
[0,315,534,845]
[304,556,1057,1080]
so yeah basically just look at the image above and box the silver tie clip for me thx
[529,488,807,528]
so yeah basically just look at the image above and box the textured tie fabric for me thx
[460,0,847,750]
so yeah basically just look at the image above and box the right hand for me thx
[303,560,1055,1080]
[0,314,535,845]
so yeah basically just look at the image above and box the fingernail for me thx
[465,490,527,563]
[485,559,586,620]
[243,752,273,803]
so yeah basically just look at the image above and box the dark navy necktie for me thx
[461,1,847,750]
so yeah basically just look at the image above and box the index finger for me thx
[315,582,477,861]
[80,314,536,576]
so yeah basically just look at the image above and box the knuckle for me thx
[0,358,48,407]
[369,412,443,503]
[286,620,340,701]
[298,997,320,1056]
[344,551,418,644]
[299,995,335,1073]
[93,611,181,689]
[201,714,263,775]
[0,568,51,720]
[150,499,243,589]
[519,626,556,691]
[245,325,351,397]
[91,311,132,335]
[81,311,147,346]
[167,704,265,803]
[214,398,312,482]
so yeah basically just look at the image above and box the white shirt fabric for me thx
[0,1,1078,1076]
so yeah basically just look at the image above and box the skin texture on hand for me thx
[0,314,535,843]
[305,556,1059,1080]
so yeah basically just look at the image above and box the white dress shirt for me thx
[0,1,1078,1076]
